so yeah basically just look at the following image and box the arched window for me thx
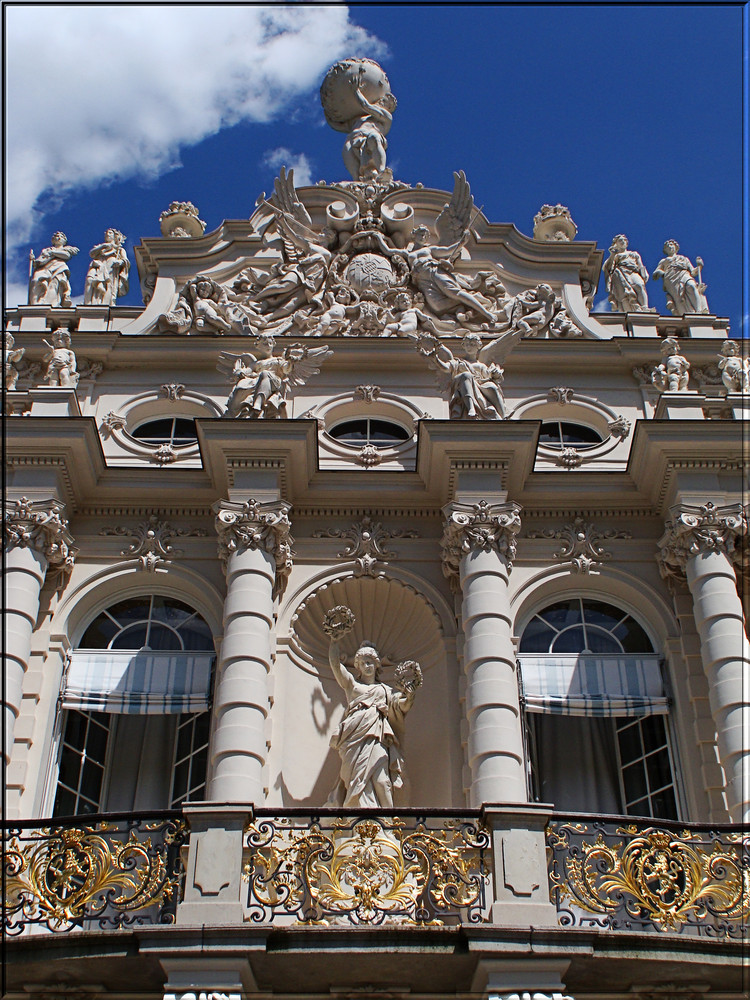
[329,417,411,448]
[518,598,678,820]
[53,596,214,816]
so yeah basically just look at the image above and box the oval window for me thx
[131,417,198,447]
[538,421,603,450]
[329,418,411,448]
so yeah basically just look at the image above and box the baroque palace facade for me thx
[4,59,748,1000]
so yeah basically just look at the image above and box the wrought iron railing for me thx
[2,811,188,935]
[546,814,749,937]
[243,809,491,926]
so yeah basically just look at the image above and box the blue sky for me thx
[5,4,746,333]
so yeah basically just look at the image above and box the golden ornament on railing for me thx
[243,814,489,925]
[4,820,186,932]
[548,823,749,934]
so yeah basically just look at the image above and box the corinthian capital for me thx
[3,496,76,570]
[441,499,522,585]
[214,498,293,598]
[657,501,748,581]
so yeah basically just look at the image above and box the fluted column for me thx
[442,500,526,807]
[209,498,292,803]
[3,497,76,763]
[658,502,749,822]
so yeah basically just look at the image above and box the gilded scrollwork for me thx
[547,820,749,935]
[243,814,489,925]
[3,818,187,934]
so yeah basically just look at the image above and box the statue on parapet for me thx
[42,329,78,388]
[603,234,653,313]
[717,340,749,394]
[218,334,332,418]
[652,240,709,315]
[320,59,397,183]
[28,232,79,308]
[4,332,25,390]
[84,228,130,306]
[652,336,690,392]
[322,605,421,809]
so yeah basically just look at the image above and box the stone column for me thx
[658,502,749,822]
[442,500,526,807]
[209,498,292,803]
[3,497,75,764]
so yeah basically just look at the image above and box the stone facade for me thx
[3,58,746,1000]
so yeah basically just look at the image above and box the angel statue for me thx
[404,172,497,325]
[218,334,332,419]
[717,340,750,395]
[414,329,522,419]
[322,605,422,809]
[651,336,690,393]
[249,167,335,321]
[42,329,78,388]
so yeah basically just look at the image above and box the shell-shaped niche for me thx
[290,575,444,676]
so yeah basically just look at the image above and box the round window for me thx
[131,417,198,447]
[538,421,604,450]
[329,418,411,448]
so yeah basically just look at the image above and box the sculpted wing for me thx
[435,170,474,245]
[217,351,257,378]
[272,167,315,233]
[283,344,333,387]
[477,327,524,365]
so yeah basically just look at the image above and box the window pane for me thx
[79,615,119,649]
[151,596,193,625]
[132,418,174,442]
[331,420,368,442]
[641,715,669,753]
[178,621,215,651]
[650,787,678,821]
[53,786,77,817]
[582,601,623,630]
[518,616,556,653]
[622,761,648,803]
[194,711,211,748]
[616,721,643,765]
[369,419,409,442]
[175,720,193,763]
[108,597,152,624]
[57,749,81,790]
[110,623,149,649]
[646,750,674,792]
[172,759,190,803]
[538,422,562,446]
[559,422,602,446]
[189,754,207,796]
[539,600,581,630]
[63,710,88,749]
[584,627,622,654]
[551,625,587,653]
[146,622,183,651]
[172,418,198,443]
[86,717,110,762]
[81,758,105,803]
[612,618,653,653]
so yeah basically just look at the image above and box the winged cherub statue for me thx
[414,328,523,419]
[248,168,335,322]
[218,334,332,419]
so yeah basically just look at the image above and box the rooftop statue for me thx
[532,203,578,242]
[717,340,749,395]
[28,232,79,308]
[42,329,78,388]
[603,234,653,313]
[320,59,397,183]
[159,200,206,238]
[652,336,690,392]
[322,606,421,809]
[652,240,709,316]
[4,332,25,390]
[414,328,522,419]
[84,229,130,306]
[218,334,332,418]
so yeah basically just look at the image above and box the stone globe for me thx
[320,58,396,133]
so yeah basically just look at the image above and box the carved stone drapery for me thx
[214,498,292,600]
[657,502,747,582]
[4,496,76,569]
[441,500,522,587]
[658,502,749,823]
[442,500,526,806]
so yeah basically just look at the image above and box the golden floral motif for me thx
[4,821,185,931]
[243,816,488,924]
[548,824,749,933]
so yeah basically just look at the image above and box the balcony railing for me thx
[243,809,491,925]
[2,811,188,935]
[546,814,749,937]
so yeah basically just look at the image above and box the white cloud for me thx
[5,6,385,250]
[261,148,314,187]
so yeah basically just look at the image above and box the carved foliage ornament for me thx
[4,497,76,570]
[100,514,207,571]
[441,500,522,584]
[214,499,293,598]
[527,517,631,574]
[657,502,748,581]
[313,516,418,577]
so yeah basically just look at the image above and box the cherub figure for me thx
[415,329,522,419]
[652,336,690,392]
[218,335,332,418]
[28,232,79,307]
[160,275,260,335]
[508,283,557,337]
[306,287,356,336]
[84,228,130,306]
[717,340,750,394]
[4,332,25,390]
[652,240,709,315]
[42,329,79,388]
